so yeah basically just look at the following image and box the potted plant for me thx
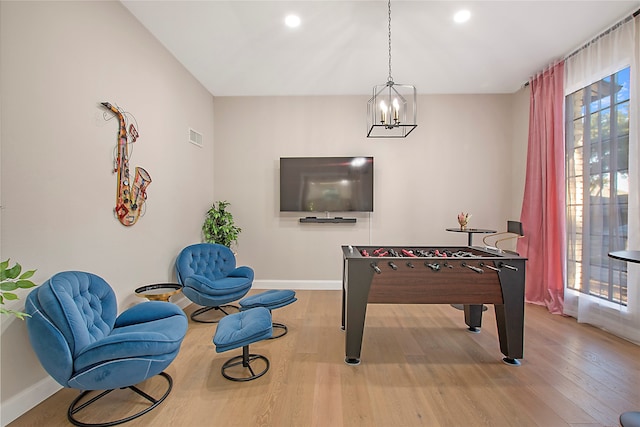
[202,201,241,248]
[1,259,37,319]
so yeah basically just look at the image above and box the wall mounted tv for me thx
[280,156,374,213]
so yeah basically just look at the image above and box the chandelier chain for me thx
[387,0,393,82]
[367,0,417,137]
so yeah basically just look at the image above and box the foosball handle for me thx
[498,262,518,271]
[388,262,398,270]
[425,262,440,271]
[370,263,382,274]
[479,262,501,272]
[461,262,484,274]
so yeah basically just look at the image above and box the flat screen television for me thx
[280,156,374,212]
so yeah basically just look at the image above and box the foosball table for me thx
[341,245,527,365]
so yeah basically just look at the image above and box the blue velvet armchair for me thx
[175,243,254,323]
[25,271,188,427]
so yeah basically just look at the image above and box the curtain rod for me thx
[564,8,639,61]
[523,8,639,87]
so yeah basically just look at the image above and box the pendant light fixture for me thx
[367,0,417,138]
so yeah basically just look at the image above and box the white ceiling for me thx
[122,0,640,96]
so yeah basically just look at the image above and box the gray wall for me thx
[214,93,529,284]
[0,1,214,424]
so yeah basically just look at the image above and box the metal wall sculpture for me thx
[101,102,151,226]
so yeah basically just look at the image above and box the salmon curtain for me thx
[517,61,566,314]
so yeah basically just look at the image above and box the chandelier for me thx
[367,0,417,138]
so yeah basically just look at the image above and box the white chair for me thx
[483,220,524,254]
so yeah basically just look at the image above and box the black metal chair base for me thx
[67,371,173,427]
[221,345,270,382]
[268,322,288,339]
[190,304,239,323]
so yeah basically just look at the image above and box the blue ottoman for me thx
[213,307,273,381]
[621,411,640,427]
[239,290,297,339]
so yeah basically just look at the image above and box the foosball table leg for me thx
[464,304,484,333]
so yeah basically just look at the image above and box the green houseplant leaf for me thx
[1,259,37,319]
[202,201,242,248]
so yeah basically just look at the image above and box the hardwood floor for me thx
[9,290,640,426]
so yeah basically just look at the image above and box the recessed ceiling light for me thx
[285,14,301,28]
[453,9,471,24]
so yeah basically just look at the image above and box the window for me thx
[565,67,630,305]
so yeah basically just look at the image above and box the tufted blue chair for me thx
[25,271,188,427]
[175,243,254,323]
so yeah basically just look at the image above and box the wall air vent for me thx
[188,128,203,147]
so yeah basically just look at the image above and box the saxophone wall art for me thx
[101,102,151,226]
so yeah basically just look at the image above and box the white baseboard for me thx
[252,279,341,291]
[169,279,340,307]
[171,280,342,308]
[1,376,62,427]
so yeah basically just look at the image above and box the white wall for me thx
[214,93,529,282]
[0,1,214,424]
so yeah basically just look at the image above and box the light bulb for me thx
[379,100,387,124]
[392,99,399,121]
